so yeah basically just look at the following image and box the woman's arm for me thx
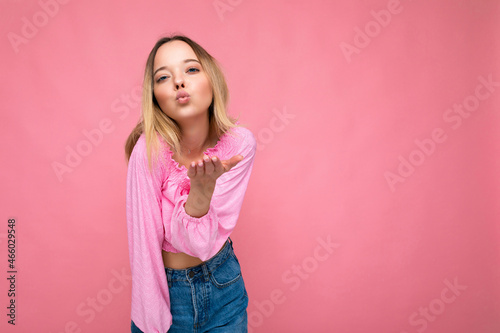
[168,128,257,260]
[126,135,173,332]
[184,181,215,218]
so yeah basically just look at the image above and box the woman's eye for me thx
[187,67,200,73]
[156,75,168,83]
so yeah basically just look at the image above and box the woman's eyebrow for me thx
[154,59,200,76]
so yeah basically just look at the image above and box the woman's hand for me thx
[184,154,244,217]
[187,154,244,188]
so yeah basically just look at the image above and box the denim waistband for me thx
[165,237,234,287]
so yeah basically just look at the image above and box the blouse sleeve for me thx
[126,136,172,333]
[169,129,257,261]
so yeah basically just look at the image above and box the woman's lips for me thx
[176,91,190,104]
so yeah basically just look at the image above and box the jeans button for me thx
[189,271,195,278]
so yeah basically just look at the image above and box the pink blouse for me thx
[126,125,256,333]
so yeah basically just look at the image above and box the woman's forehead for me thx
[154,41,198,67]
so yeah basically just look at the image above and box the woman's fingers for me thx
[187,156,216,178]
[223,155,244,172]
[187,161,197,178]
[203,155,215,175]
[211,156,223,174]
[187,155,241,180]
[196,159,205,175]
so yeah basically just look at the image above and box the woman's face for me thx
[152,40,213,123]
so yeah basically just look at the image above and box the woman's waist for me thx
[162,251,204,270]
[161,239,231,270]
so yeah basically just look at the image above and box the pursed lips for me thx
[176,91,190,100]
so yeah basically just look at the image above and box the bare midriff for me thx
[162,251,204,269]
[162,242,226,269]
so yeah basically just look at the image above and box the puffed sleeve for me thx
[126,135,172,333]
[169,128,257,261]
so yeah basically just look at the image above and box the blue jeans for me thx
[131,238,248,332]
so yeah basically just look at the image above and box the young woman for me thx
[124,35,256,332]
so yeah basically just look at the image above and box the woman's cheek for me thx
[200,79,213,102]
[154,90,170,112]
[155,88,168,103]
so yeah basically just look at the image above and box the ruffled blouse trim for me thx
[163,130,231,172]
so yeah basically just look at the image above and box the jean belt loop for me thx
[228,237,233,247]
[201,263,210,282]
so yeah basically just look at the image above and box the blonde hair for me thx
[124,34,242,172]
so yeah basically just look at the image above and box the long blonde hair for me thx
[124,34,241,172]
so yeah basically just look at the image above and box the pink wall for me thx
[1,0,499,332]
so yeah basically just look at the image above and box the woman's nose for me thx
[174,75,185,89]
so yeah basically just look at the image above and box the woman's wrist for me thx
[184,182,215,218]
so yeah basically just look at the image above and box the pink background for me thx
[1,0,499,332]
